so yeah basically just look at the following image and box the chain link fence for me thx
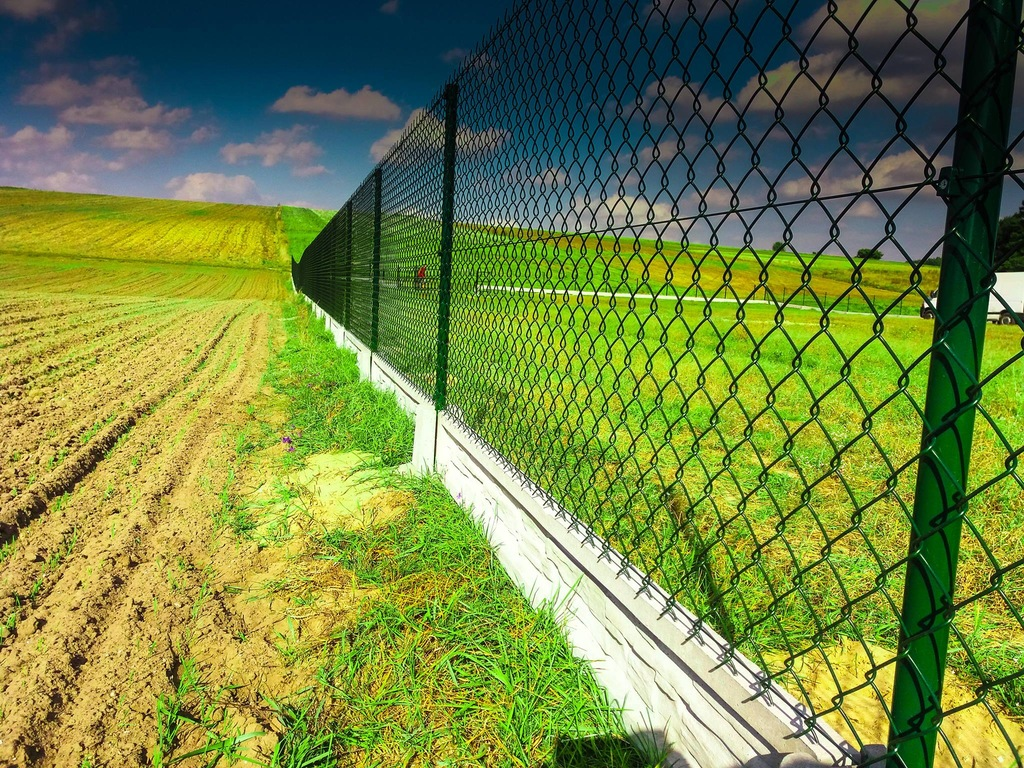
[291,1,1024,766]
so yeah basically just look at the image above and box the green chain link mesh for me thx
[292,2,1024,766]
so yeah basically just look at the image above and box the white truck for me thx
[920,271,1024,324]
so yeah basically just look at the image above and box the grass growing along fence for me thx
[175,296,664,768]
[281,207,336,265]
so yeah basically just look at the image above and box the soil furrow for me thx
[0,299,161,353]
[0,297,127,336]
[0,307,272,767]
[0,299,188,373]
[0,306,234,497]
[0,309,260,620]
[0,309,242,541]
[0,303,199,407]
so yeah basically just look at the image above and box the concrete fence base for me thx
[304,299,864,768]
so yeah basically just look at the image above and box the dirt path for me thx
[0,286,293,767]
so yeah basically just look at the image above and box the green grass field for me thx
[0,187,285,269]
[449,227,942,306]
[281,206,334,263]
[302,211,941,314]
[346,239,1023,755]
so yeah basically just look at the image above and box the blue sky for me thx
[0,0,508,209]
[2,0,1022,265]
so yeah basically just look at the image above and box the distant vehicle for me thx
[920,271,1024,324]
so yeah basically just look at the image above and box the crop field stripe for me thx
[0,259,286,305]
[0,301,201,393]
[0,296,128,329]
[0,301,190,372]
[0,189,283,269]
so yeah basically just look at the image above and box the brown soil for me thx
[0,285,329,767]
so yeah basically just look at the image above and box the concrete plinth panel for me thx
[368,354,424,418]
[342,332,372,380]
[410,401,438,474]
[432,414,855,768]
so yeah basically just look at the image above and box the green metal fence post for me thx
[434,83,458,411]
[371,168,382,352]
[330,215,338,318]
[886,2,1021,766]
[344,201,354,329]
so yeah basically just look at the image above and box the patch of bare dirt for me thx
[768,638,1024,767]
[249,452,414,542]
[0,286,418,767]
[0,291,297,767]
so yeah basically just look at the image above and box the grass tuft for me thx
[236,296,662,767]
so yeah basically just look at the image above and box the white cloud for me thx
[220,126,325,177]
[60,99,191,127]
[0,124,73,156]
[31,170,97,193]
[797,0,967,59]
[65,151,125,173]
[735,51,923,114]
[99,127,172,152]
[779,148,950,199]
[379,0,398,14]
[644,0,966,125]
[739,1,964,114]
[20,74,191,127]
[35,9,105,54]
[189,126,217,143]
[271,85,401,121]
[847,199,880,218]
[0,123,124,192]
[20,74,135,107]
[293,165,327,177]
[370,108,509,162]
[165,173,260,204]
[568,192,681,241]
[0,0,57,19]
[369,121,409,162]
[442,48,469,64]
[507,164,571,188]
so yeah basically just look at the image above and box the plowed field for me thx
[0,264,283,765]
[0,188,284,269]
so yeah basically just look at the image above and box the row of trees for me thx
[771,241,883,260]
[766,201,1024,270]
[996,201,1024,271]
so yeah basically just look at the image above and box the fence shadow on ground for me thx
[544,729,683,768]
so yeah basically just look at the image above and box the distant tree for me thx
[857,248,884,260]
[995,201,1024,271]
[772,240,786,252]
[924,256,942,267]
